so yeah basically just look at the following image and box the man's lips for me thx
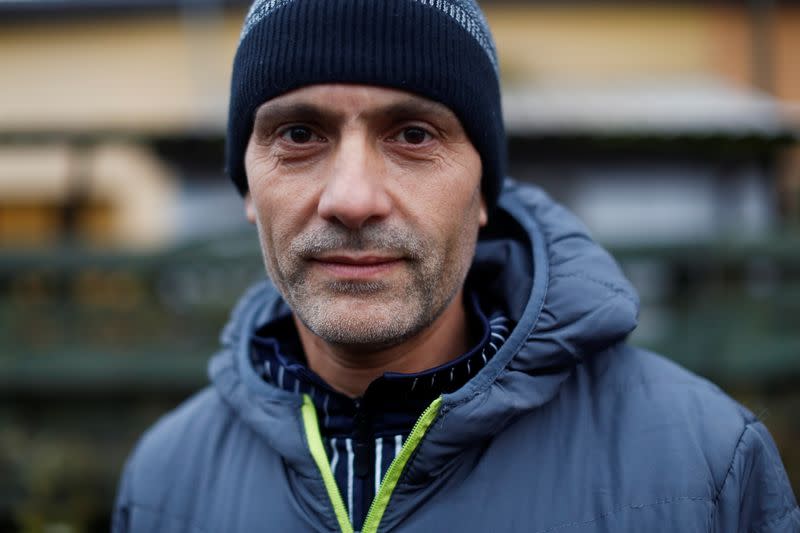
[310,254,404,278]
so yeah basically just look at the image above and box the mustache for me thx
[289,224,425,259]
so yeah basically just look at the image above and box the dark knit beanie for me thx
[226,0,506,210]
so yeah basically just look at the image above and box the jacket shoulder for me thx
[113,388,240,524]
[585,344,759,453]
[588,345,798,529]
[590,343,753,417]
[129,386,233,469]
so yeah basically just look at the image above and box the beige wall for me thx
[1,4,797,136]
[484,4,798,103]
[774,7,800,101]
[0,10,245,134]
[1,3,797,248]
[486,5,716,84]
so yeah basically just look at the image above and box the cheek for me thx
[254,200,293,259]
[246,158,310,243]
[421,186,483,272]
[245,143,281,190]
[423,160,483,240]
[245,141,324,275]
[250,182,321,272]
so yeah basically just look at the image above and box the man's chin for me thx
[297,299,425,349]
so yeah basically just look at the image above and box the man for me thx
[113,0,799,531]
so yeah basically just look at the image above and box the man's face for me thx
[244,84,487,350]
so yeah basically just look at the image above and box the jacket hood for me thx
[208,181,639,477]
[409,181,640,481]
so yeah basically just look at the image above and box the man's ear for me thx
[478,195,488,228]
[244,192,257,224]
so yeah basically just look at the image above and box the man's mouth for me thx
[310,253,404,279]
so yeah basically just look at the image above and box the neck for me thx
[295,290,470,398]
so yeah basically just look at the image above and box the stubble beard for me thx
[258,222,472,350]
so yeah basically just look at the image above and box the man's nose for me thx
[317,135,392,229]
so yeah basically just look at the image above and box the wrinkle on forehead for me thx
[253,84,460,129]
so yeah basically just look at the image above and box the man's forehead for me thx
[253,84,459,124]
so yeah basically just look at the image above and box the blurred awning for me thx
[503,78,799,140]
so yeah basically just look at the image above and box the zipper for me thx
[353,400,372,479]
[301,394,443,533]
[361,397,442,532]
[301,395,353,533]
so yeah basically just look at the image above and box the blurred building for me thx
[1,0,799,250]
[0,0,248,250]
[1,1,799,531]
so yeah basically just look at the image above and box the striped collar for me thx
[250,291,511,437]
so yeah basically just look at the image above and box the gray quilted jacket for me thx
[113,182,799,532]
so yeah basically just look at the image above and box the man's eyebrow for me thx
[254,97,457,125]
[253,102,342,127]
[364,98,457,123]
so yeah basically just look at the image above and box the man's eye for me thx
[398,127,431,145]
[280,126,318,144]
